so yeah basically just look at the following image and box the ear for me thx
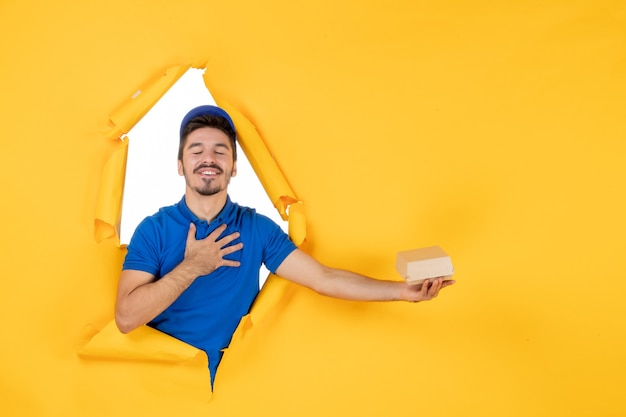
[231,160,238,178]
[177,159,184,176]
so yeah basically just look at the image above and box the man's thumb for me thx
[187,223,196,240]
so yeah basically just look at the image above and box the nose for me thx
[200,153,217,165]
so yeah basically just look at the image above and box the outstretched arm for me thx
[275,249,454,303]
[115,223,243,333]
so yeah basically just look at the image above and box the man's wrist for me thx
[392,281,408,302]
[173,260,203,284]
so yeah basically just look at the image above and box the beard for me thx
[183,164,232,196]
[192,180,225,196]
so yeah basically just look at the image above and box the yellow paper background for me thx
[1,1,625,416]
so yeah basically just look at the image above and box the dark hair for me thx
[178,115,237,161]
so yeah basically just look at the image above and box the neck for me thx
[184,189,228,222]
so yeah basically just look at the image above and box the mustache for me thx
[193,163,223,174]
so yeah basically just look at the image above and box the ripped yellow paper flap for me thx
[287,201,306,247]
[95,65,190,244]
[94,137,128,243]
[217,101,298,220]
[78,320,207,366]
[249,274,296,326]
[107,65,190,138]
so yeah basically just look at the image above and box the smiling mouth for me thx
[199,169,219,176]
[194,165,223,176]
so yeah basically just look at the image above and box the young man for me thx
[115,105,455,385]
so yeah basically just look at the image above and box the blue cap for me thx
[179,105,237,141]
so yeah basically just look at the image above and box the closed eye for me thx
[214,144,230,155]
[187,142,204,154]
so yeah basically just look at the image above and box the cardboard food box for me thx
[395,246,454,284]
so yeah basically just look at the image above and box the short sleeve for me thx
[256,214,297,273]
[122,217,162,276]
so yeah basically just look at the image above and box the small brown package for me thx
[396,246,454,284]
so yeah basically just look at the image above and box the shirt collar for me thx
[177,195,236,225]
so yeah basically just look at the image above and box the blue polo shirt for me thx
[123,195,297,385]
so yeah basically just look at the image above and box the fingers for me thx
[217,230,241,248]
[206,223,241,246]
[412,278,444,301]
[212,225,243,256]
[419,279,430,298]
[441,279,456,288]
[221,241,243,256]
[428,278,443,297]
[190,223,240,245]
[220,259,241,268]
[215,241,243,269]
[207,223,229,240]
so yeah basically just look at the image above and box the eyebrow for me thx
[214,143,231,151]
[186,142,203,150]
